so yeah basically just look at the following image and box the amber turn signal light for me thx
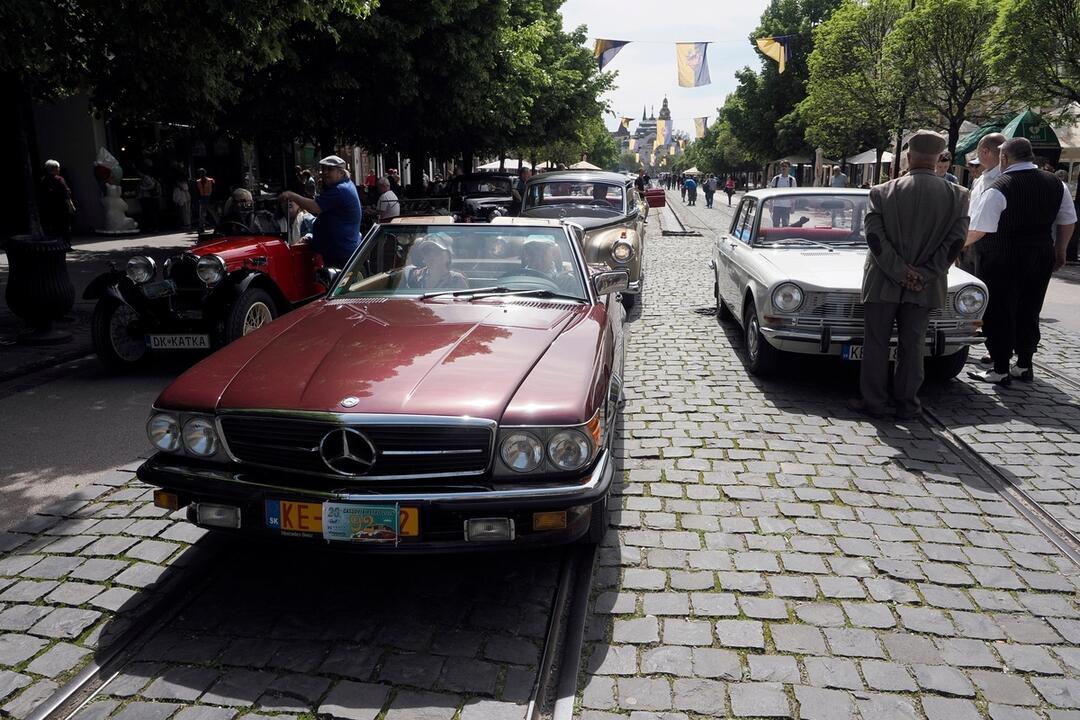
[153,490,180,511]
[533,511,568,531]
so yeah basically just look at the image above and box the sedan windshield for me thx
[756,195,867,247]
[332,224,588,300]
[523,182,625,217]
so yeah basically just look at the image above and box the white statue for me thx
[102,183,138,233]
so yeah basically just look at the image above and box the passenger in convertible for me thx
[405,235,469,290]
[517,238,578,292]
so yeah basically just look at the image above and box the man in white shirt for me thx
[958,133,1005,276]
[768,161,798,226]
[830,167,848,187]
[965,137,1077,385]
[375,178,400,222]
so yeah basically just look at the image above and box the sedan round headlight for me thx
[196,255,226,286]
[954,285,986,315]
[612,240,634,263]
[147,413,181,452]
[500,433,543,473]
[771,283,804,312]
[547,429,591,471]
[126,256,156,284]
[182,418,219,457]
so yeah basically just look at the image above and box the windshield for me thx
[453,177,513,195]
[523,182,625,214]
[332,224,589,300]
[756,195,867,247]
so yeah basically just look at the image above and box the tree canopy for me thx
[987,0,1080,108]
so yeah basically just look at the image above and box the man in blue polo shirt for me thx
[281,155,361,267]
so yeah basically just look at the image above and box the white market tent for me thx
[477,159,531,171]
[570,160,601,170]
[845,149,894,165]
[683,166,702,175]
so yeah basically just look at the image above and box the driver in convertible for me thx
[219,188,278,236]
[518,238,577,293]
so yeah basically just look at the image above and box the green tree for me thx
[886,0,1003,155]
[987,0,1080,106]
[799,0,909,174]
[722,0,845,161]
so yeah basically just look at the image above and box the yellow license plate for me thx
[265,500,419,537]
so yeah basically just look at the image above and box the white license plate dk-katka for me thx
[146,334,210,350]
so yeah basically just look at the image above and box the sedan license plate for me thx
[146,334,210,350]
[842,344,899,361]
[265,500,419,541]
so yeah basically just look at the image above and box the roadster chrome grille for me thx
[800,291,959,321]
[218,414,493,480]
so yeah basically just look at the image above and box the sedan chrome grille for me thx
[218,415,493,480]
[800,291,960,321]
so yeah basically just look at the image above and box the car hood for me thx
[156,298,584,420]
[755,247,980,290]
[189,235,277,266]
[521,208,625,229]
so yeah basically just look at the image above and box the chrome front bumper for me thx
[760,324,983,356]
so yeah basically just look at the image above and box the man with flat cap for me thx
[850,130,969,418]
[964,137,1076,384]
[281,155,362,268]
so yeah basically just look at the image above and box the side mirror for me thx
[317,267,340,291]
[592,270,630,296]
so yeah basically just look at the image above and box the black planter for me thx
[3,234,75,345]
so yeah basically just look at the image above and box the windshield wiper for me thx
[469,288,585,302]
[420,285,510,299]
[768,237,837,252]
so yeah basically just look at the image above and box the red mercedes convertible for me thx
[138,217,628,551]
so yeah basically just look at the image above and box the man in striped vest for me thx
[965,138,1077,384]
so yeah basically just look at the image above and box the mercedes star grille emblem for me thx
[340,396,360,408]
[319,428,377,476]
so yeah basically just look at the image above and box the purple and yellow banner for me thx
[755,35,793,73]
[694,117,708,139]
[594,40,630,71]
[676,42,711,87]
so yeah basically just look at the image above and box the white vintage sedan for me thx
[709,188,987,378]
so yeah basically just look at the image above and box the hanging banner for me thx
[628,138,638,151]
[619,117,633,132]
[755,36,793,73]
[654,119,668,151]
[675,42,711,87]
[594,40,630,71]
[694,117,708,139]
[669,145,676,156]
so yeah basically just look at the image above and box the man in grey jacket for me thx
[850,130,969,418]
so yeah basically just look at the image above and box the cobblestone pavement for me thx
[578,191,1080,719]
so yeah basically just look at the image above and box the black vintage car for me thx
[444,173,517,221]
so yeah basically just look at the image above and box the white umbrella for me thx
[570,160,600,170]
[845,149,894,165]
[683,166,702,175]
[477,159,530,171]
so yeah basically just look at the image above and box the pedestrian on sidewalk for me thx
[684,175,698,205]
[196,168,216,233]
[704,174,717,208]
[172,178,191,230]
[679,175,687,202]
[725,176,736,206]
[958,133,1005,276]
[964,137,1077,385]
[830,166,849,188]
[936,151,960,184]
[849,130,969,419]
[38,159,75,242]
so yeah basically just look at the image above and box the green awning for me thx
[955,119,1007,157]
[1000,109,1060,149]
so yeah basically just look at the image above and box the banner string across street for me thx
[593,35,795,80]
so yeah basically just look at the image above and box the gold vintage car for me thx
[518,171,645,310]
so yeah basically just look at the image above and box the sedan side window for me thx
[729,200,747,235]
[735,199,756,243]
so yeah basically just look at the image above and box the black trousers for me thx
[976,242,1055,372]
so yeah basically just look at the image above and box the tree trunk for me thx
[947,119,961,159]
[460,144,475,175]
[874,148,884,187]
[317,130,336,161]
[14,79,42,238]
[408,150,427,198]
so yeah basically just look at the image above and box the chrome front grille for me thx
[218,414,494,480]
[798,291,959,323]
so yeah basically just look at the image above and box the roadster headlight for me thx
[771,283,804,312]
[147,413,181,452]
[196,255,226,286]
[954,285,986,315]
[612,240,634,263]
[126,256,156,284]
[547,430,591,471]
[500,433,544,473]
[182,417,219,457]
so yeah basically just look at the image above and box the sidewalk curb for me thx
[0,344,94,383]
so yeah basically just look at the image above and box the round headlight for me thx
[612,240,634,263]
[147,413,181,452]
[547,429,591,471]
[954,285,986,315]
[196,255,227,286]
[126,256,156,284]
[500,433,543,473]
[182,418,219,457]
[771,283,804,312]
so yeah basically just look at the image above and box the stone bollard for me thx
[3,234,75,344]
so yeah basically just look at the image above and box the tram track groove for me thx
[921,407,1080,568]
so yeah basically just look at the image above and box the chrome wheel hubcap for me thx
[109,304,145,362]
